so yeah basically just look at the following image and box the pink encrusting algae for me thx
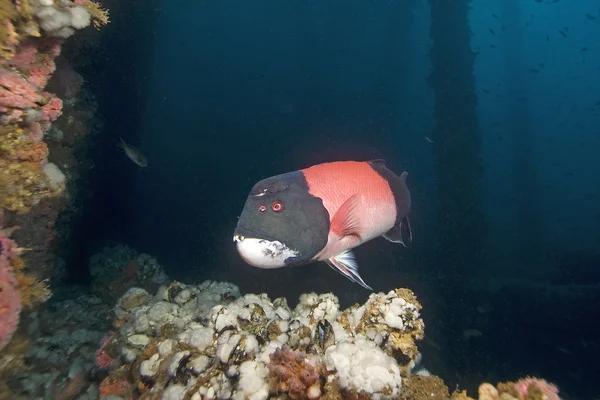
[515,377,561,400]
[0,227,22,352]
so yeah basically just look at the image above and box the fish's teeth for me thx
[233,235,245,243]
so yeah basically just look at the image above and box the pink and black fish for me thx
[233,160,412,290]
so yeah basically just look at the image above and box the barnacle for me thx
[239,303,269,339]
[353,288,425,375]
[315,319,335,353]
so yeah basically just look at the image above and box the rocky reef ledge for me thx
[98,280,426,400]
[3,246,562,400]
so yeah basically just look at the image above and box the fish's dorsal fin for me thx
[330,193,362,238]
[325,250,372,290]
[368,159,387,168]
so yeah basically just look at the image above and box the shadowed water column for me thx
[63,0,159,283]
[428,0,484,384]
[502,0,542,269]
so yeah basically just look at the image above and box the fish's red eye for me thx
[258,205,267,212]
[271,200,284,213]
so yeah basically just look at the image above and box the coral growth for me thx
[400,375,450,400]
[514,377,560,400]
[0,160,56,212]
[0,0,109,394]
[0,2,19,60]
[454,379,562,400]
[12,260,51,308]
[268,344,321,399]
[0,38,66,213]
[99,371,133,399]
[0,224,51,352]
[96,281,425,399]
[8,39,62,90]
[0,66,42,108]
[51,371,89,400]
[95,334,118,369]
[325,337,403,399]
[0,226,22,352]
[74,0,110,29]
[90,246,170,303]
[4,281,110,397]
[1,240,568,400]
[1,0,109,216]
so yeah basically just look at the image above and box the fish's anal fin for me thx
[325,250,373,290]
[330,193,362,238]
[383,215,412,247]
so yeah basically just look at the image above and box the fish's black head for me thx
[234,170,329,269]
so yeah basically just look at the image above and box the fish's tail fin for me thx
[369,163,413,247]
[117,137,126,149]
[383,215,412,246]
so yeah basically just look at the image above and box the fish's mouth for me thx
[233,235,299,269]
[233,226,278,243]
[233,234,244,243]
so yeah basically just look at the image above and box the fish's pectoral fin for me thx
[383,215,412,247]
[325,250,372,290]
[330,193,362,238]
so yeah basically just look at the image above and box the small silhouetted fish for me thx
[557,347,573,355]
[463,329,483,340]
[558,30,568,38]
[581,47,590,52]
[529,68,540,73]
[489,28,496,35]
[586,13,596,20]
[119,138,148,167]
[492,13,497,18]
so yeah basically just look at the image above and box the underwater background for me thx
[1,0,599,399]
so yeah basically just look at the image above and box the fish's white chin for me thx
[233,236,298,269]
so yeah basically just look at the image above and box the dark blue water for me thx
[71,0,600,397]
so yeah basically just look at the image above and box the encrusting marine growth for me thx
[0,0,108,364]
